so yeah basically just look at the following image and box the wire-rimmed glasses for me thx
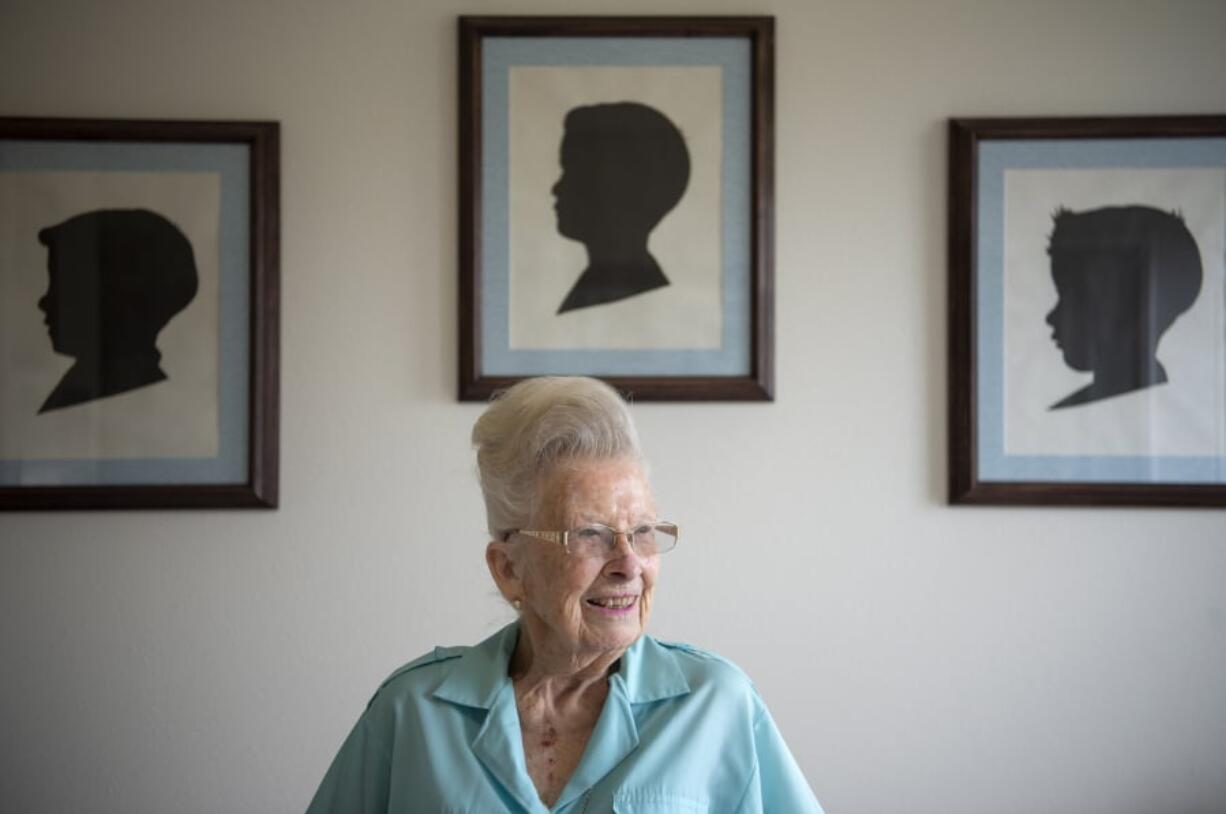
[512,521,679,559]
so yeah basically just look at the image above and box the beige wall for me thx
[2,1,1225,812]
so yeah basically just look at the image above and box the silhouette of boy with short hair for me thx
[1045,205,1202,410]
[551,102,691,314]
[37,208,199,413]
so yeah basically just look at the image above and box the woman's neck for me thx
[511,624,618,808]
[509,622,623,699]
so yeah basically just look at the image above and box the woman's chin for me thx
[576,614,645,652]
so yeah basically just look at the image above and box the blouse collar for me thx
[430,622,692,812]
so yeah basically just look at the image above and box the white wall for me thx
[2,1,1225,812]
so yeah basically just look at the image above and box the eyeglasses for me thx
[512,521,679,559]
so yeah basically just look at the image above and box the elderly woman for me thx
[306,377,823,813]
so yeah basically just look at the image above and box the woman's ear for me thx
[485,540,523,604]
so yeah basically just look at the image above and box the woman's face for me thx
[510,457,659,661]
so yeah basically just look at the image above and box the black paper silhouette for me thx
[36,209,199,413]
[1045,205,1202,410]
[552,102,691,314]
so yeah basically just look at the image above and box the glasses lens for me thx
[569,525,614,557]
[643,522,677,554]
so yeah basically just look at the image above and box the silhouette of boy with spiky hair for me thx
[1045,205,1202,409]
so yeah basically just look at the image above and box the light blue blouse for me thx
[306,623,824,813]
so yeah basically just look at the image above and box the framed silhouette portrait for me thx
[0,117,279,510]
[949,116,1226,506]
[459,16,774,400]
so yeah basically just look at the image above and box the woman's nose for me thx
[604,533,643,578]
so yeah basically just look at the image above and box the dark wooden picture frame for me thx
[458,16,775,401]
[0,117,279,510]
[949,115,1226,506]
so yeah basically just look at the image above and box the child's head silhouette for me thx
[552,102,690,314]
[37,208,198,412]
[1044,205,1202,410]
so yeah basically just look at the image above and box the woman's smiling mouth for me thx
[585,595,638,615]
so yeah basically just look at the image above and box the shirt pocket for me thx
[612,789,709,813]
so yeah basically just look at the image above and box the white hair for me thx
[471,376,644,538]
